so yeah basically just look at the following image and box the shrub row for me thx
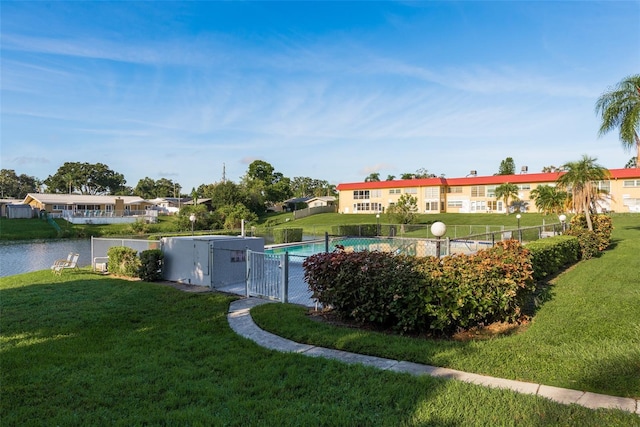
[565,214,613,259]
[303,240,534,335]
[273,228,303,243]
[107,247,164,281]
[525,235,580,281]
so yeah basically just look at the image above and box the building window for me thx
[447,187,462,193]
[371,190,382,198]
[447,200,463,208]
[425,201,439,211]
[53,205,74,210]
[354,202,371,211]
[486,185,497,198]
[471,186,485,197]
[354,190,370,199]
[371,202,382,212]
[623,180,640,187]
[404,188,417,194]
[487,201,503,211]
[471,201,487,212]
[595,181,610,192]
[389,188,401,194]
[517,184,531,190]
[424,187,439,198]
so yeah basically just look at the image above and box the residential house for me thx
[22,193,156,224]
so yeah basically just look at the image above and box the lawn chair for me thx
[52,253,80,275]
[51,253,74,272]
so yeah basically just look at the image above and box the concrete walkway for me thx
[228,298,640,415]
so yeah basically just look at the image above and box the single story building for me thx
[22,193,156,224]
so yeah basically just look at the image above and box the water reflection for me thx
[0,239,92,277]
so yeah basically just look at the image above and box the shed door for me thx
[192,240,211,286]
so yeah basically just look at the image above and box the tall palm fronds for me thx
[494,183,519,214]
[557,155,610,230]
[530,185,568,215]
[595,74,640,166]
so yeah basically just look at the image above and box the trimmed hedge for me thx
[138,249,164,282]
[273,228,303,244]
[303,240,534,335]
[525,235,580,281]
[331,224,378,237]
[566,214,613,258]
[107,246,141,277]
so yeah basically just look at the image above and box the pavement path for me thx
[228,297,640,416]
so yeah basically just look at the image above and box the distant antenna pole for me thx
[222,163,226,183]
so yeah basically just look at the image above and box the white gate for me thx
[246,250,288,302]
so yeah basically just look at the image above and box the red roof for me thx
[336,168,639,191]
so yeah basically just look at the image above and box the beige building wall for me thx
[337,169,640,214]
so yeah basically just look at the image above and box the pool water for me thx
[264,237,417,257]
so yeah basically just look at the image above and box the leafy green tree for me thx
[386,193,418,224]
[176,204,210,232]
[241,160,291,208]
[0,169,40,199]
[494,183,519,214]
[289,177,334,198]
[44,162,126,195]
[530,185,568,215]
[595,74,640,167]
[200,180,244,208]
[386,175,396,181]
[216,203,258,230]
[364,172,380,182]
[133,177,157,199]
[498,157,516,175]
[133,177,180,198]
[557,155,610,231]
[414,168,436,178]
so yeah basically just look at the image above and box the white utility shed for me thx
[161,235,264,288]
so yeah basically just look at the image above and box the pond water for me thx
[0,239,92,278]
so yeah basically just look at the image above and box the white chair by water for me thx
[52,253,80,275]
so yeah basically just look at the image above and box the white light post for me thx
[189,214,196,235]
[516,214,522,242]
[559,214,567,233]
[376,213,380,236]
[430,221,447,258]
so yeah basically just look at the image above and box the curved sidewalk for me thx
[228,298,639,415]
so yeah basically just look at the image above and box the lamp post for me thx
[430,221,447,258]
[189,214,196,235]
[559,214,567,233]
[516,214,522,242]
[376,213,380,236]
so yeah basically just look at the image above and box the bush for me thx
[303,240,535,336]
[138,249,164,282]
[566,229,600,260]
[567,214,613,252]
[331,224,377,237]
[525,235,580,281]
[273,228,303,244]
[107,246,141,277]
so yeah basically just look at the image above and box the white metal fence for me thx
[90,237,161,270]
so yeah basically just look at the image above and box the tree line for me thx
[1,160,336,223]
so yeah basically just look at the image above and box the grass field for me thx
[252,214,640,400]
[2,271,638,425]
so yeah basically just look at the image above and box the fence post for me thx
[325,232,329,253]
[245,250,251,298]
[282,252,289,303]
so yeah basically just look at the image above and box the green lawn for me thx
[2,270,637,425]
[252,214,640,399]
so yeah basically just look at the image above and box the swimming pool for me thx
[264,237,434,257]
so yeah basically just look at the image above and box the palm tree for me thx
[530,185,568,215]
[494,183,519,214]
[557,155,610,231]
[595,74,640,167]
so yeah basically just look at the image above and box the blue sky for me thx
[2,1,639,192]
